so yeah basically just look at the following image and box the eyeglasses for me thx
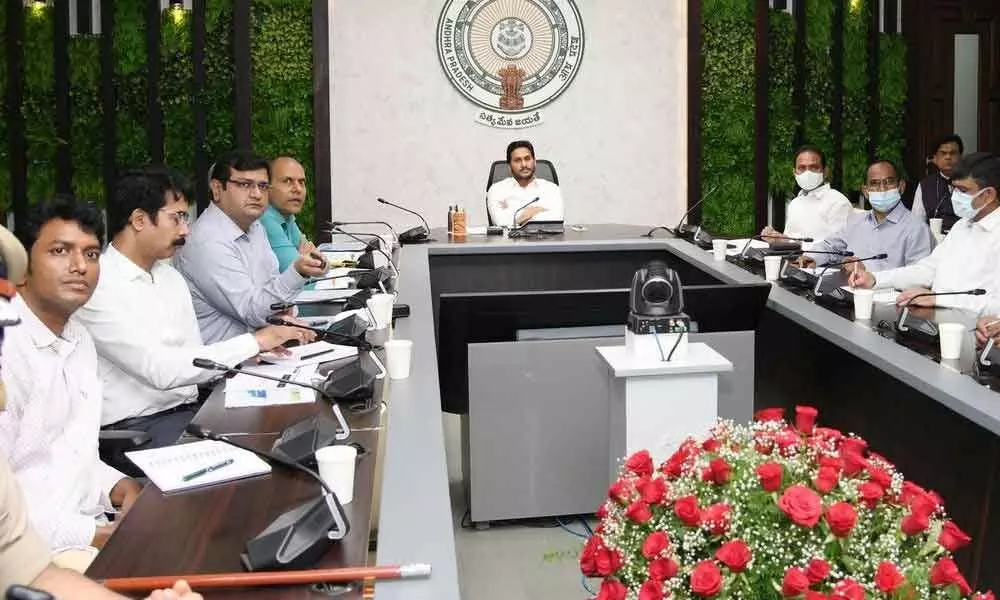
[159,209,190,225]
[865,177,898,190]
[226,178,271,193]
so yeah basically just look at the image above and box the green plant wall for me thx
[877,35,907,179]
[768,10,796,198]
[250,0,316,238]
[0,6,8,212]
[803,0,834,178]
[700,0,755,237]
[842,0,871,196]
[23,5,56,203]
[69,34,103,203]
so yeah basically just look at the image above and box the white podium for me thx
[597,343,733,483]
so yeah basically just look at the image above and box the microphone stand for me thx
[329,220,400,248]
[376,197,432,244]
[332,227,399,279]
[896,289,986,337]
[266,316,373,351]
[507,197,540,238]
[778,250,855,287]
[184,421,350,571]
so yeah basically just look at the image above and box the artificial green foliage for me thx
[203,1,235,175]
[0,5,8,211]
[700,2,755,236]
[841,0,871,196]
[68,36,104,203]
[22,6,56,203]
[161,10,193,174]
[250,0,316,237]
[114,0,150,170]
[877,35,907,180]
[803,0,834,178]
[767,10,796,198]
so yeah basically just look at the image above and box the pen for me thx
[301,347,337,360]
[181,458,234,482]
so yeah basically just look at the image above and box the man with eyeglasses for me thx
[850,152,1000,313]
[909,134,963,230]
[75,167,310,450]
[798,160,932,272]
[175,150,327,344]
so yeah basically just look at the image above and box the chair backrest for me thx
[484,160,560,225]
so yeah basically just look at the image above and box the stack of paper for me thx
[293,288,359,303]
[259,340,359,367]
[224,363,320,408]
[126,440,271,493]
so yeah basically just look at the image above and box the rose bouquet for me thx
[581,406,995,599]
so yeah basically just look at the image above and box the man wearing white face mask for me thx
[850,152,1000,312]
[761,145,853,245]
[799,160,932,272]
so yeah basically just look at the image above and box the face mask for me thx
[951,188,988,221]
[868,189,901,213]
[795,170,824,191]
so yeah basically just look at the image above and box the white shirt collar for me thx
[12,294,81,354]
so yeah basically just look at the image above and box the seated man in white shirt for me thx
[74,167,310,449]
[762,145,853,244]
[486,140,564,227]
[0,197,142,564]
[850,152,1000,312]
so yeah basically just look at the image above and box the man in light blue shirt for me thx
[803,159,933,272]
[174,150,327,343]
[259,156,314,272]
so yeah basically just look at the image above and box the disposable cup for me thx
[712,239,727,261]
[852,288,874,320]
[385,339,414,380]
[315,444,358,504]
[764,255,782,281]
[366,293,394,329]
[938,322,965,361]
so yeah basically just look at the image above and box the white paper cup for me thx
[712,239,728,261]
[365,325,390,347]
[852,288,874,320]
[366,293,394,329]
[315,445,357,505]
[764,255,782,281]
[929,218,943,235]
[385,339,413,380]
[938,322,965,360]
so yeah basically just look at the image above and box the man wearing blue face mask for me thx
[799,160,933,272]
[850,152,1000,312]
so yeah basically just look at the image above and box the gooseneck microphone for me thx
[265,316,373,351]
[331,227,398,277]
[812,254,888,297]
[185,422,350,571]
[896,289,987,335]
[376,197,432,244]
[739,234,816,259]
[672,184,720,236]
[329,220,400,247]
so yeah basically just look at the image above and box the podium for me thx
[597,343,733,482]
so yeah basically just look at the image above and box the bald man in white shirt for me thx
[487,140,564,227]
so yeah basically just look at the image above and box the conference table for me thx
[87,223,1000,596]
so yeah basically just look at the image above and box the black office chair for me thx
[485,160,560,226]
[99,430,152,478]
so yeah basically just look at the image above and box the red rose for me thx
[974,593,997,600]
[675,495,701,526]
[825,502,857,538]
[900,480,926,505]
[626,500,653,523]
[818,455,842,470]
[715,539,752,572]
[867,466,893,489]
[626,450,655,477]
[782,567,809,598]
[875,561,906,593]
[662,443,695,479]
[596,578,627,600]
[901,510,930,536]
[690,560,723,597]
[795,405,818,434]
[858,482,884,508]
[639,579,663,600]
[755,407,784,422]
[911,490,940,518]
[701,502,731,535]
[841,452,868,477]
[805,592,829,600]
[596,503,608,520]
[642,531,669,559]
[649,557,679,581]
[813,426,843,443]
[831,578,865,600]
[594,546,623,576]
[639,477,668,505]
[608,480,632,505]
[930,558,972,595]
[939,520,972,552]
[703,438,721,452]
[812,466,839,494]
[778,484,823,527]
[776,430,801,454]
[840,437,868,457]
[580,536,601,576]
[709,458,732,485]
[757,462,784,492]
[806,558,830,584]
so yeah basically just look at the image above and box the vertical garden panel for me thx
[700,0,755,236]
[250,0,315,237]
[842,0,871,196]
[114,0,150,169]
[161,8,194,174]
[69,35,103,202]
[768,9,796,199]
[803,0,834,174]
[203,1,235,170]
[0,5,8,211]
[877,35,906,179]
[23,4,56,203]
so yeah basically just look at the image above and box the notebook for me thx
[126,440,272,493]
